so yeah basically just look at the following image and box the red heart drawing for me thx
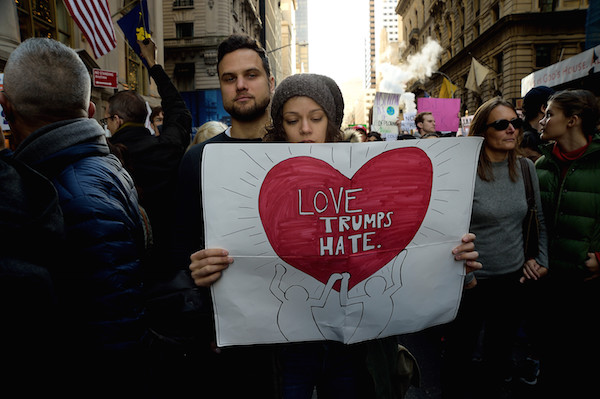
[259,147,432,290]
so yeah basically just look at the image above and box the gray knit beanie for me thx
[271,73,344,129]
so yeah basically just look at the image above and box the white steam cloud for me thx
[378,38,444,113]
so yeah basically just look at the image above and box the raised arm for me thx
[138,39,191,148]
[269,264,287,302]
[313,273,343,307]
[386,250,407,296]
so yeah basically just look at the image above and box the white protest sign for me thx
[372,92,400,135]
[202,138,483,347]
[460,115,474,137]
[0,74,9,131]
[384,133,397,141]
[0,105,8,132]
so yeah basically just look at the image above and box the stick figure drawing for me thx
[341,250,407,343]
[270,264,343,341]
[270,250,407,342]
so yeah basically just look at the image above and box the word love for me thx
[259,148,432,289]
[297,187,394,255]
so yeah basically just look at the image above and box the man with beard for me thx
[173,33,274,285]
[167,34,279,397]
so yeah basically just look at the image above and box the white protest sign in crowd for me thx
[371,92,400,136]
[202,138,483,347]
[0,74,9,132]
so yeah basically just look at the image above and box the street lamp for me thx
[267,41,308,54]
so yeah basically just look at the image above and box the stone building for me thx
[161,0,295,128]
[395,0,591,115]
[0,0,165,147]
[1,0,296,137]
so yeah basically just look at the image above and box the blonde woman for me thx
[188,120,228,151]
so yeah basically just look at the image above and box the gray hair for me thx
[4,38,91,120]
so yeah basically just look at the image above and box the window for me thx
[174,63,195,91]
[535,45,552,68]
[539,0,556,12]
[16,0,72,46]
[494,52,503,75]
[126,47,143,91]
[472,22,480,39]
[176,23,194,38]
[55,0,72,44]
[492,3,500,23]
[446,17,453,46]
[173,0,194,7]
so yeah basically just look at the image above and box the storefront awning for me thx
[521,44,600,97]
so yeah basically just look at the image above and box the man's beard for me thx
[226,95,270,122]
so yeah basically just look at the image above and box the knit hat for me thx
[319,75,345,128]
[522,86,555,121]
[271,73,344,129]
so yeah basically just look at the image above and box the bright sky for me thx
[307,0,369,87]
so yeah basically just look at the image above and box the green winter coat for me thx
[535,133,600,279]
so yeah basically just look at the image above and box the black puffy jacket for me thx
[13,118,146,351]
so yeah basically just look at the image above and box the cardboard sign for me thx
[417,98,461,132]
[0,74,9,132]
[372,92,400,135]
[400,111,416,135]
[202,138,483,347]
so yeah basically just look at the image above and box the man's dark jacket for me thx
[109,64,191,275]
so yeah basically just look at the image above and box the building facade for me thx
[1,1,297,136]
[0,0,165,148]
[295,0,309,73]
[395,0,590,115]
[162,0,295,129]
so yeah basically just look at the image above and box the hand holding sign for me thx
[202,139,483,346]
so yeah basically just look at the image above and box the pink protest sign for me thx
[417,98,461,132]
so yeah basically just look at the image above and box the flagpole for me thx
[432,71,457,98]
[138,0,150,44]
[111,0,141,18]
[434,70,455,85]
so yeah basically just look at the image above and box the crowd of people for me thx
[1,33,599,399]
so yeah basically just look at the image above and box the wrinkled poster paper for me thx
[202,138,483,347]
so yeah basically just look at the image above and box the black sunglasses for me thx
[486,118,523,130]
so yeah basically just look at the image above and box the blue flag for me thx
[117,0,151,68]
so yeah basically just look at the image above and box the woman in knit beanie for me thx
[263,73,344,142]
[262,74,377,397]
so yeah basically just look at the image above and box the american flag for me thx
[64,0,117,59]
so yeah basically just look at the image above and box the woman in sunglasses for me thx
[441,97,548,398]
[533,89,600,397]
